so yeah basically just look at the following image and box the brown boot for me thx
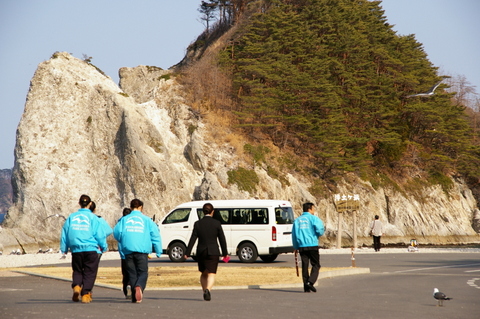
[72,285,81,302]
[81,292,92,303]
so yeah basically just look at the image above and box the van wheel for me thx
[168,242,187,262]
[259,254,278,263]
[237,243,258,263]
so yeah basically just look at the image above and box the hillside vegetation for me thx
[181,0,480,196]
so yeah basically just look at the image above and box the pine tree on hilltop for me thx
[219,0,480,182]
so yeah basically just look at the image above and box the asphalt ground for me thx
[1,251,479,318]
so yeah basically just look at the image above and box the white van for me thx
[158,200,295,263]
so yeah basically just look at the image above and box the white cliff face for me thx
[2,52,479,252]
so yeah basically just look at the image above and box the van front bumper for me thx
[269,246,295,254]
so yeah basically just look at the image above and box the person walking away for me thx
[185,203,228,301]
[90,201,114,258]
[370,215,384,252]
[291,202,325,293]
[88,201,113,289]
[113,199,162,303]
[117,207,132,299]
[60,195,108,303]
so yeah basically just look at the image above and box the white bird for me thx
[407,81,442,98]
[433,288,452,306]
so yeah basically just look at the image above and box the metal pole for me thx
[337,212,343,249]
[353,210,357,249]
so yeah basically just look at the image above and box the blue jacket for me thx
[113,210,162,257]
[291,212,325,249]
[60,208,108,254]
[97,216,113,238]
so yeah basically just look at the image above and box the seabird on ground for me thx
[433,288,452,306]
[407,81,442,98]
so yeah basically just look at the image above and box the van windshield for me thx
[162,208,190,224]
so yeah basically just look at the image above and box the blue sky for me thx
[0,0,479,169]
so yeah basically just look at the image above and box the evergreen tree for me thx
[218,0,479,182]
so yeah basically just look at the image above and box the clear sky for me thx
[0,0,479,169]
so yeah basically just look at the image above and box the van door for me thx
[160,208,194,261]
[271,206,294,252]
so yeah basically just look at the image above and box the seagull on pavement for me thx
[407,81,442,98]
[433,288,452,306]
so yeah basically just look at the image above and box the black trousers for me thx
[373,236,381,251]
[125,253,149,293]
[299,248,321,285]
[121,259,130,296]
[71,251,100,295]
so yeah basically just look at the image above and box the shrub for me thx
[244,144,270,164]
[227,167,259,193]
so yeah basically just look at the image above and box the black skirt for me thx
[197,250,220,273]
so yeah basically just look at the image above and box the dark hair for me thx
[203,203,214,215]
[79,194,91,208]
[90,201,96,212]
[375,215,379,219]
[122,207,132,216]
[130,199,144,209]
[303,202,314,212]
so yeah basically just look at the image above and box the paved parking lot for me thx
[1,251,479,318]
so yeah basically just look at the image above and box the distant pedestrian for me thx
[60,195,108,303]
[291,202,325,293]
[185,203,228,301]
[369,215,384,252]
[113,199,162,303]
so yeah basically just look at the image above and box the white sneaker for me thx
[125,285,131,299]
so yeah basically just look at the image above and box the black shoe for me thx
[306,282,316,293]
[203,289,211,301]
[304,284,311,293]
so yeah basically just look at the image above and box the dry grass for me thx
[6,266,344,288]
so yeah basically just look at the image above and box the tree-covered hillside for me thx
[213,0,480,184]
[185,0,480,193]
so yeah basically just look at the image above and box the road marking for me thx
[464,269,480,273]
[467,278,480,289]
[392,262,480,274]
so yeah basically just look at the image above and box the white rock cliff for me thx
[1,52,479,252]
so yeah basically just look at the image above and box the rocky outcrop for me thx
[2,52,479,253]
[0,169,12,216]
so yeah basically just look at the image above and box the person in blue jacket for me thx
[117,207,132,299]
[60,195,108,303]
[90,201,113,258]
[291,202,325,293]
[114,199,162,303]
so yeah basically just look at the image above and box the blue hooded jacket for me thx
[60,208,108,254]
[291,212,325,249]
[113,210,162,257]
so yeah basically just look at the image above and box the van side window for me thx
[216,209,230,224]
[162,208,190,224]
[231,208,268,224]
[250,209,268,224]
[231,209,246,224]
[196,209,229,224]
[275,207,294,224]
